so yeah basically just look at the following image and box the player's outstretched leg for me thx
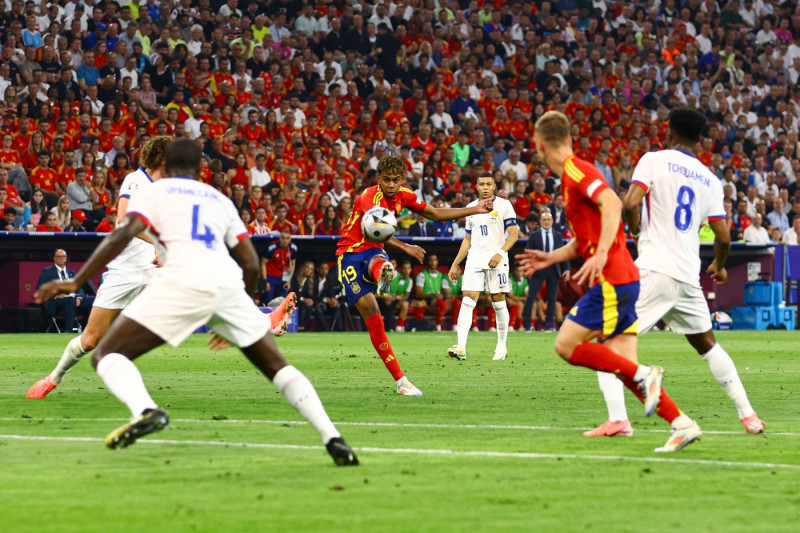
[269,291,297,337]
[27,308,119,399]
[492,300,509,361]
[688,334,765,434]
[241,335,359,466]
[583,372,633,437]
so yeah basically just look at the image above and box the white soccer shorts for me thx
[93,269,151,310]
[636,269,712,335]
[122,277,270,348]
[461,262,511,294]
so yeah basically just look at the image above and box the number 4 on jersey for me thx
[191,204,216,249]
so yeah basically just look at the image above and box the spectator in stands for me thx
[64,209,89,232]
[66,167,99,229]
[95,206,117,233]
[50,195,71,230]
[260,229,297,304]
[743,213,770,243]
[2,207,18,230]
[782,217,800,245]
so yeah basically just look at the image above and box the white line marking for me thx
[2,417,798,437]
[1,433,797,470]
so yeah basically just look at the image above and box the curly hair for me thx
[138,135,172,171]
[376,155,405,176]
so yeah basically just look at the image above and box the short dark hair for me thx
[164,139,202,178]
[668,107,706,142]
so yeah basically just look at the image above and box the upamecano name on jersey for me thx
[666,162,712,187]
[163,184,222,200]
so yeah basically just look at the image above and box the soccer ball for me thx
[361,206,397,243]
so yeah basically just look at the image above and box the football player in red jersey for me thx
[336,155,493,396]
[516,111,702,453]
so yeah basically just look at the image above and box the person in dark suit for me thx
[407,213,436,237]
[547,193,568,230]
[522,212,570,331]
[37,248,87,332]
[311,262,345,331]
[290,260,316,331]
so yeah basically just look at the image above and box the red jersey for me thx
[561,155,638,285]
[336,185,427,256]
[30,166,60,192]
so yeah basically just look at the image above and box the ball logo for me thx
[379,342,389,351]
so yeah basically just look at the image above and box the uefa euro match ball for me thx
[362,207,397,243]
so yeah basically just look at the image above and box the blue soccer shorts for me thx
[566,280,639,340]
[337,248,390,306]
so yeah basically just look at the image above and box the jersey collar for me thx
[674,148,697,159]
[139,166,154,182]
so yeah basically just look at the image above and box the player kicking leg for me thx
[335,156,493,394]
[447,174,519,361]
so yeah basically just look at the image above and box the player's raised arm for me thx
[419,197,493,222]
[34,217,146,302]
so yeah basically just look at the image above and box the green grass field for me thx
[1,331,798,532]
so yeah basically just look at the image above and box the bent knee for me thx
[553,336,575,361]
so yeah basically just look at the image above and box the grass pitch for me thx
[1,331,798,532]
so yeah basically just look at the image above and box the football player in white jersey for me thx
[35,139,357,466]
[447,173,519,361]
[27,137,296,400]
[27,136,171,399]
[585,107,765,438]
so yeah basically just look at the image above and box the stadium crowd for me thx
[4,0,800,329]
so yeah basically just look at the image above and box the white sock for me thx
[701,343,754,418]
[272,365,340,444]
[672,414,693,429]
[51,336,89,384]
[456,296,476,348]
[492,300,509,346]
[633,365,651,382]
[95,353,158,417]
[597,371,628,421]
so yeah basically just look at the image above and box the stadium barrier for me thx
[0,232,791,332]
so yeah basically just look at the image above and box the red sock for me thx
[397,317,406,327]
[472,308,478,327]
[435,299,446,325]
[365,314,404,381]
[621,377,681,424]
[370,257,388,282]
[568,341,638,379]
[414,306,425,320]
[487,307,496,328]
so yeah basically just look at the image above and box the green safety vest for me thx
[420,270,447,294]
[391,275,412,297]
[511,276,528,297]
[450,275,462,295]
[451,143,469,167]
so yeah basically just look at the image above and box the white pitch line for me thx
[2,417,799,437]
[1,433,798,471]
